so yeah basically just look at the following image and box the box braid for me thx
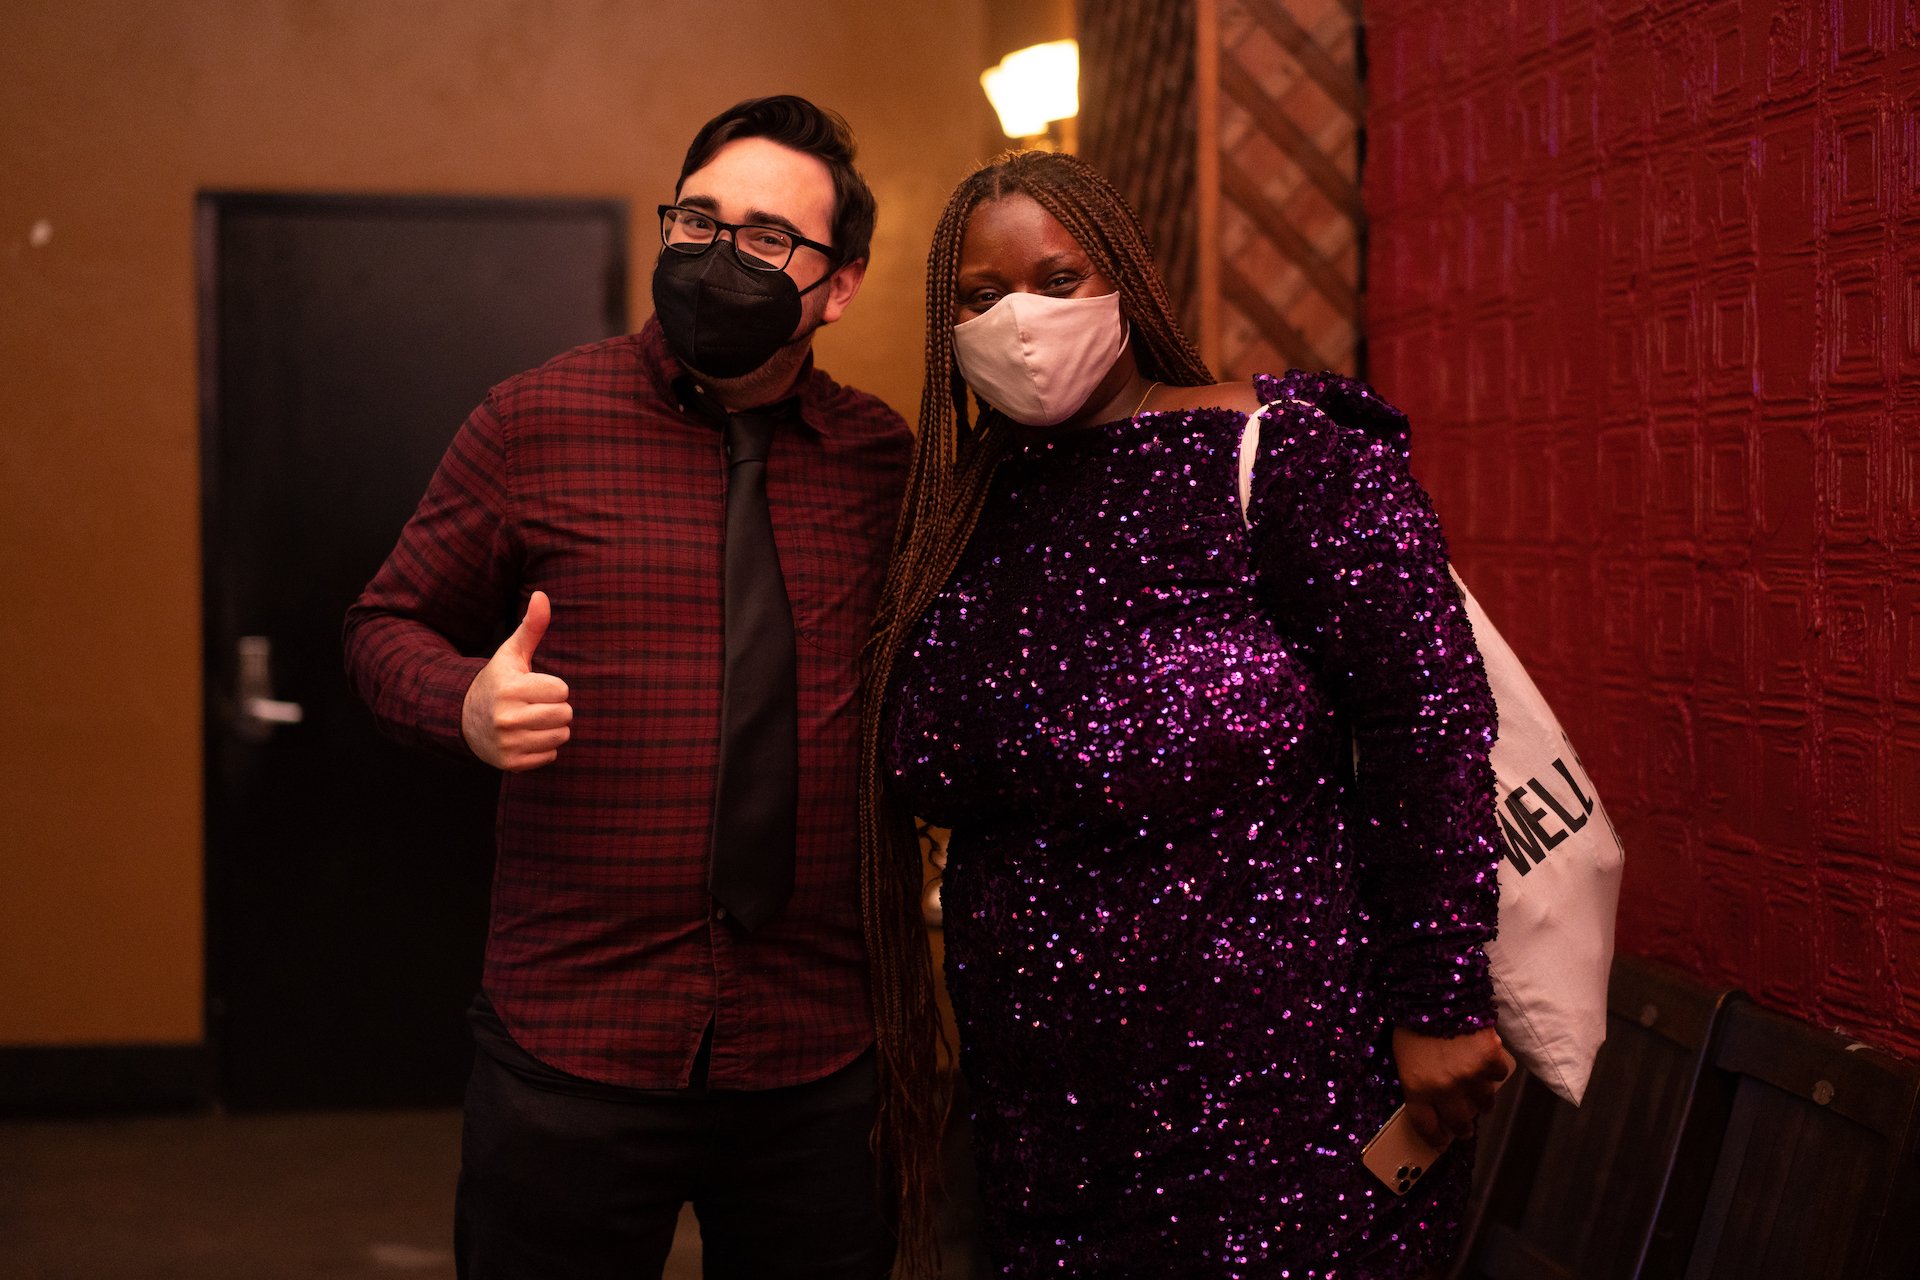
[855,149,1213,1279]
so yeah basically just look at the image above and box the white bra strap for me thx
[1236,406,1266,528]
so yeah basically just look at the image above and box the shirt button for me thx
[713,906,728,921]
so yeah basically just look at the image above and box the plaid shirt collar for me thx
[635,316,829,437]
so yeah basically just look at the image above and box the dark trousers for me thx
[454,1047,895,1280]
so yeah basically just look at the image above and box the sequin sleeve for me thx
[1244,371,1501,1035]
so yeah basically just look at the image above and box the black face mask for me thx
[651,243,830,380]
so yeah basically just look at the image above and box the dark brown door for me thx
[199,194,627,1109]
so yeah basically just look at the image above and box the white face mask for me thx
[951,291,1128,426]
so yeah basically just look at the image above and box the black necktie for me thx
[708,408,798,931]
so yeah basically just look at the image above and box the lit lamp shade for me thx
[981,39,1080,139]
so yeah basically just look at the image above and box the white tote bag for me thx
[1240,403,1622,1105]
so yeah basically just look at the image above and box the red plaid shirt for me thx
[344,319,911,1089]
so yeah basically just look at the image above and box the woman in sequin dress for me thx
[857,152,1513,1279]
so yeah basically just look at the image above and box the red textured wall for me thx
[1364,0,1920,1056]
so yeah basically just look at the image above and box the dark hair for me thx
[677,94,878,266]
[854,149,1213,1280]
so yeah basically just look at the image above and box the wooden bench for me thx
[1453,955,1920,1279]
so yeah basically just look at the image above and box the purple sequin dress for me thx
[885,373,1502,1278]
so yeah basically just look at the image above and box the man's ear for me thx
[819,257,868,326]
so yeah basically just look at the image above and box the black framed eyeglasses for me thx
[658,204,834,272]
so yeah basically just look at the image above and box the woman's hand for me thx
[1392,1025,1514,1147]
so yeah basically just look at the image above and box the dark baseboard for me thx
[0,1043,210,1116]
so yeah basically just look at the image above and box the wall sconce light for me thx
[981,39,1079,148]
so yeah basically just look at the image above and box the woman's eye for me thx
[1046,273,1081,291]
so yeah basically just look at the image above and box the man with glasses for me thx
[345,95,909,1279]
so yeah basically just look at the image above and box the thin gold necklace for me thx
[1131,380,1161,418]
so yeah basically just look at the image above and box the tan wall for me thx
[0,0,1002,1046]
[987,0,1075,62]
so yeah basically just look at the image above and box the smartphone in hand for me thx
[1360,1104,1451,1196]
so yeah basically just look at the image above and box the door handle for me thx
[244,696,305,724]
[236,635,304,740]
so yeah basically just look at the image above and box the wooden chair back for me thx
[1676,1002,1920,1280]
[1453,955,1744,1280]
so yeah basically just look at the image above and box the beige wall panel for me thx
[1213,0,1363,377]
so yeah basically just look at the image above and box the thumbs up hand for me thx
[461,591,573,772]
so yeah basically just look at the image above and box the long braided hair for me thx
[858,150,1213,1278]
